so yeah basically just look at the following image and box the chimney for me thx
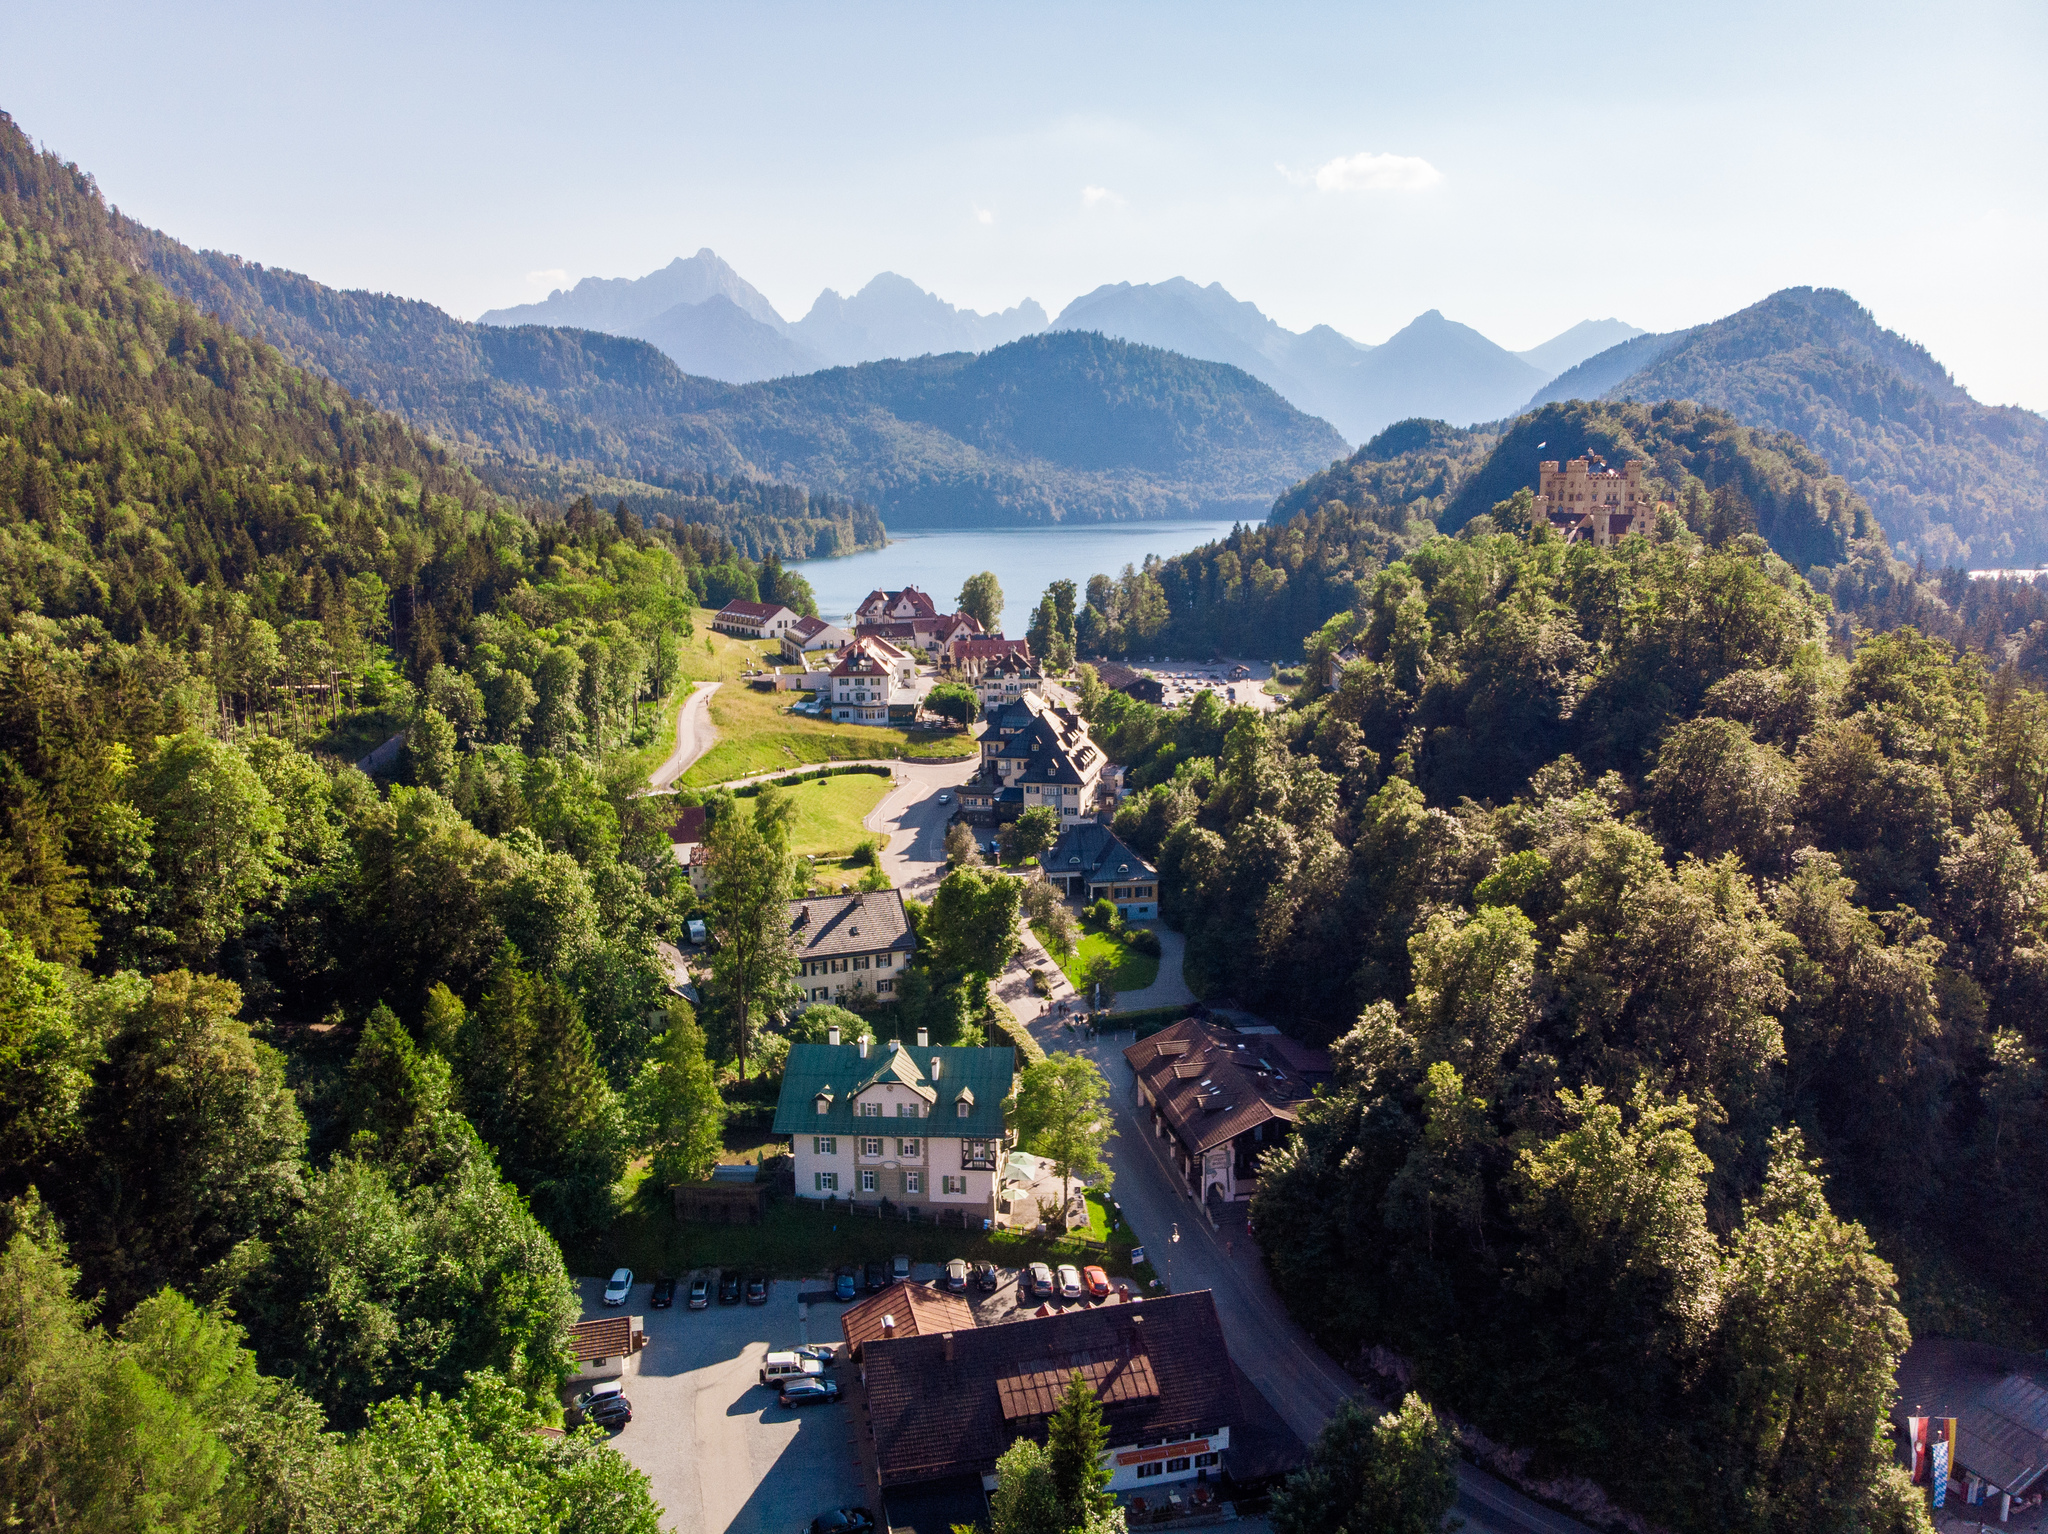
[943,1332,955,1363]
[858,1037,870,1059]
[931,1057,942,1081]
[828,1024,841,1047]
[881,1314,895,1338]
[889,1037,901,1053]
[916,1027,929,1048]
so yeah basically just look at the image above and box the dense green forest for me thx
[0,108,883,1530]
[1078,497,2048,1531]
[122,191,1345,530]
[1533,287,2048,567]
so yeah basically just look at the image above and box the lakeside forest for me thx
[4,97,2048,1534]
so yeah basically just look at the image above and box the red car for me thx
[1082,1265,1111,1300]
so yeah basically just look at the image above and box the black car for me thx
[744,1272,769,1305]
[809,1510,876,1534]
[650,1276,676,1309]
[778,1377,842,1408]
[972,1261,1000,1293]
[586,1396,632,1429]
[863,1260,887,1292]
[718,1270,742,1304]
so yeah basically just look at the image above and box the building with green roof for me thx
[776,1029,1019,1221]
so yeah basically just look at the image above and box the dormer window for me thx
[956,1099,971,1118]
[814,1089,833,1115]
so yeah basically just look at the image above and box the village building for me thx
[958,693,1103,824]
[1533,453,1651,546]
[1125,1019,1332,1210]
[789,889,916,1003]
[944,635,1033,678]
[565,1314,644,1386]
[825,638,916,724]
[778,613,856,659]
[856,587,941,623]
[857,611,982,660]
[857,1290,1246,1504]
[839,1280,975,1362]
[665,804,712,896]
[972,650,1044,712]
[1894,1338,2048,1520]
[1092,660,1167,706]
[1042,822,1159,919]
[711,599,802,640]
[775,1032,1017,1221]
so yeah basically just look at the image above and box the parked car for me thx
[944,1258,969,1292]
[890,1253,912,1283]
[863,1260,887,1292]
[1082,1265,1110,1300]
[602,1268,633,1306]
[688,1276,710,1309]
[650,1276,676,1309]
[779,1377,843,1408]
[718,1270,742,1305]
[1028,1261,1054,1299]
[936,793,950,804]
[760,1351,825,1386]
[567,1380,629,1428]
[972,1261,1000,1293]
[586,1394,632,1430]
[834,1266,859,1301]
[745,1272,769,1305]
[809,1510,875,1534]
[1057,1264,1083,1300]
[794,1343,837,1368]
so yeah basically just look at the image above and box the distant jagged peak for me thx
[478,248,786,332]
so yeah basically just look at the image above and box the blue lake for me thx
[788,520,1244,630]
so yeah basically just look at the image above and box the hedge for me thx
[732,762,893,797]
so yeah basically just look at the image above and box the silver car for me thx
[1056,1264,1083,1300]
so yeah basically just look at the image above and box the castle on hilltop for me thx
[1534,453,1650,546]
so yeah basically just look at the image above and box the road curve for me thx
[648,682,721,791]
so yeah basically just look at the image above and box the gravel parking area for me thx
[576,1274,868,1534]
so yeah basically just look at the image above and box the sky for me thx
[7,0,2047,410]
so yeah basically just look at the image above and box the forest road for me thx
[648,682,721,791]
[1038,1020,1593,1534]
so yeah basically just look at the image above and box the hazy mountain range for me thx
[480,254,1641,444]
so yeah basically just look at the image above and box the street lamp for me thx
[1167,1222,1179,1293]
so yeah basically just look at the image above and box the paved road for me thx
[1025,1020,1593,1534]
[648,682,723,791]
[861,758,982,897]
[1111,922,1194,1010]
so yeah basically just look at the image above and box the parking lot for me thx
[577,1274,867,1534]
[576,1263,1135,1532]
[1140,662,1283,714]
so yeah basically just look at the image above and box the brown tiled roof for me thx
[665,805,706,845]
[717,599,788,620]
[1124,1018,1331,1157]
[952,637,1032,663]
[840,1281,975,1357]
[861,1290,1243,1488]
[567,1315,633,1362]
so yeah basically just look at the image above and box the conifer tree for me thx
[1046,1371,1114,1525]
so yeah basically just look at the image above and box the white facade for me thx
[796,946,904,1002]
[792,1076,1005,1218]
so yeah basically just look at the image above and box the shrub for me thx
[1088,898,1120,931]
[849,837,880,868]
[1125,927,1161,958]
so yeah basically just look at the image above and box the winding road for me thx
[647,682,722,791]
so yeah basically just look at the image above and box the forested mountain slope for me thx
[118,183,1343,527]
[1085,508,2048,1534]
[1533,288,2048,566]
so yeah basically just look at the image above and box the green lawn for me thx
[563,1179,1138,1282]
[675,609,975,786]
[774,772,893,859]
[1032,923,1161,993]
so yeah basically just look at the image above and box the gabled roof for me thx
[665,805,707,845]
[1896,1338,2048,1495]
[717,599,793,621]
[788,891,916,958]
[1047,822,1155,884]
[841,1281,975,1357]
[952,637,1029,662]
[790,614,845,639]
[567,1315,634,1363]
[860,1291,1243,1488]
[858,587,939,618]
[1125,1017,1331,1156]
[774,1038,1015,1138]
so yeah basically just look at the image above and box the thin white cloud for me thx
[975,207,995,225]
[1081,185,1124,208]
[1306,151,1442,193]
[525,267,569,285]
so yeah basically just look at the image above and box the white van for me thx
[759,1351,825,1387]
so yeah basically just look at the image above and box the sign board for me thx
[1116,1439,1210,1468]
